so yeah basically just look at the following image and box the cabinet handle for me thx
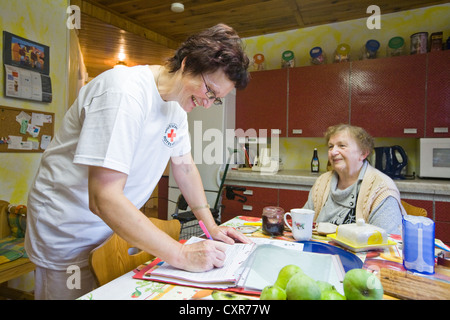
[242,205,253,211]
[403,128,417,134]
[292,129,303,135]
[271,129,281,135]
[433,127,449,133]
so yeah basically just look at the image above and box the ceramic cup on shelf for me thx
[284,208,315,241]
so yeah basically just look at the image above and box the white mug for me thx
[284,208,315,241]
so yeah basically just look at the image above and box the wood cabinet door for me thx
[235,69,288,137]
[426,50,450,138]
[220,185,278,222]
[350,54,427,137]
[435,201,450,245]
[278,189,310,211]
[288,63,350,137]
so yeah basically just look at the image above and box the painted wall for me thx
[242,4,450,174]
[0,0,70,204]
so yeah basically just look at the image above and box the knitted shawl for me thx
[311,164,406,222]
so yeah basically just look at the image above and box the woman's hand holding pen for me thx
[178,239,228,272]
[174,221,252,272]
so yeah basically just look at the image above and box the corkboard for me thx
[0,105,54,153]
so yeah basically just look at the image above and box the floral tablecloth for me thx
[78,216,449,300]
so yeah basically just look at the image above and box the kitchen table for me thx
[78,216,450,301]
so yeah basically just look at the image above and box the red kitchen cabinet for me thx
[220,185,278,222]
[288,63,350,137]
[278,189,310,211]
[350,54,427,137]
[235,69,288,137]
[435,201,450,245]
[426,50,450,138]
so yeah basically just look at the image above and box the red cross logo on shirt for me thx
[163,123,178,148]
[167,129,176,142]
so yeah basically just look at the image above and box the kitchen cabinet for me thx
[426,50,450,138]
[235,69,287,137]
[435,201,450,244]
[220,185,310,222]
[278,189,309,211]
[236,52,448,138]
[288,63,350,137]
[350,54,427,137]
[221,185,278,222]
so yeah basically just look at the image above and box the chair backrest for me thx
[89,217,181,287]
[0,200,11,238]
[401,200,427,217]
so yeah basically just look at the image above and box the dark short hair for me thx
[167,24,250,90]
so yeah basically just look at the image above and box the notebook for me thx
[134,237,345,293]
[141,237,255,289]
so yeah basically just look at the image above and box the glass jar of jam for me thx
[262,206,285,236]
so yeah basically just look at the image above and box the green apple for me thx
[343,268,384,300]
[316,280,336,293]
[274,264,303,289]
[260,285,287,300]
[285,273,321,300]
[321,290,346,300]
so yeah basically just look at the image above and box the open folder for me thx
[241,244,345,294]
[133,237,345,294]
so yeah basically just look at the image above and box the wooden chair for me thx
[89,217,181,287]
[0,200,35,300]
[401,200,427,217]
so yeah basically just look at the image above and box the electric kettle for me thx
[373,146,408,179]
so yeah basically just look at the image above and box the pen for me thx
[199,220,213,240]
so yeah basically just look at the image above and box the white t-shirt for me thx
[25,66,191,270]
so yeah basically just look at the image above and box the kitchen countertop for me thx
[224,169,450,201]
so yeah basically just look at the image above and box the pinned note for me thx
[40,135,51,150]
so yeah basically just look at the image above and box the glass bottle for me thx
[311,148,319,173]
[387,36,405,57]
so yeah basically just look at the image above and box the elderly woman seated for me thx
[303,124,406,234]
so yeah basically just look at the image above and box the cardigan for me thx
[310,163,406,223]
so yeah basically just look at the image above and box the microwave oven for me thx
[417,138,450,179]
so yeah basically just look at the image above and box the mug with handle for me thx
[284,208,315,241]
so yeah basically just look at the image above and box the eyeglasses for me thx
[201,74,222,105]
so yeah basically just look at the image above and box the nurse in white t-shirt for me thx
[25,24,251,299]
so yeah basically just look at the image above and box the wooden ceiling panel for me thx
[77,12,175,77]
[73,0,448,77]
